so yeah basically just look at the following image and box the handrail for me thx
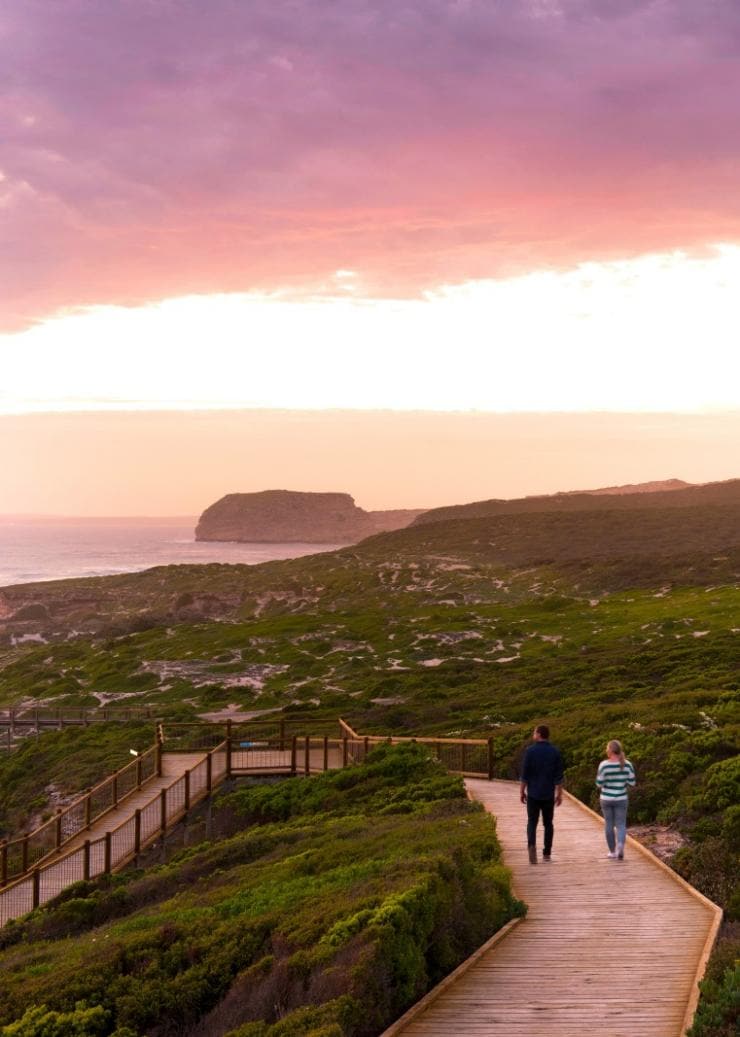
[0,740,229,924]
[0,706,154,723]
[338,717,361,739]
[0,743,160,886]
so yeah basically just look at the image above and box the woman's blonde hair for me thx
[607,739,626,769]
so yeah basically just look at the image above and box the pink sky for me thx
[4,1,740,328]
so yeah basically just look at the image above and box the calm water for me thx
[0,518,341,587]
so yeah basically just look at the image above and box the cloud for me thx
[2,1,740,327]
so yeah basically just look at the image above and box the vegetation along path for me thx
[386,779,722,1037]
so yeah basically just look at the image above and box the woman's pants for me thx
[601,798,628,852]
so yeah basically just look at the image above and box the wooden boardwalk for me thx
[385,779,721,1037]
[0,744,345,925]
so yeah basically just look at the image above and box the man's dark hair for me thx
[535,724,550,739]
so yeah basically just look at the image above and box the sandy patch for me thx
[10,633,48,645]
[198,704,283,723]
[629,824,688,864]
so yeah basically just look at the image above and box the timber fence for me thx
[337,718,495,779]
[0,740,228,925]
[0,743,160,886]
[0,706,155,751]
[164,718,494,781]
[0,716,495,926]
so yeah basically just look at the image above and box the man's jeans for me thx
[526,796,555,853]
[601,798,628,852]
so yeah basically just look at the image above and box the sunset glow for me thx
[3,247,740,415]
[2,2,740,513]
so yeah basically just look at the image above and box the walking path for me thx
[385,779,721,1037]
[0,745,343,925]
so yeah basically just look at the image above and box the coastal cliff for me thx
[195,490,424,543]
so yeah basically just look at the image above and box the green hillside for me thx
[0,496,737,1034]
[0,745,520,1036]
[412,477,740,525]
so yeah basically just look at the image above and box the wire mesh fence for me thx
[0,745,160,887]
[0,706,154,729]
[0,728,492,928]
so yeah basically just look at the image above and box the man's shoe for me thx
[528,845,537,864]
[606,851,617,859]
[542,850,551,860]
[617,846,624,860]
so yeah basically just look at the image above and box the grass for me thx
[0,744,521,1036]
[0,496,737,1035]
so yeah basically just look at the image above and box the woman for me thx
[596,739,636,859]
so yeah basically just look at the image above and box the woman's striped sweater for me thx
[596,759,636,800]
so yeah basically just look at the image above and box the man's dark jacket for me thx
[521,741,564,800]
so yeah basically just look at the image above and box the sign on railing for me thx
[0,744,160,887]
[0,719,495,928]
[0,740,228,927]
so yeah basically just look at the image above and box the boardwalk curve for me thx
[384,779,721,1037]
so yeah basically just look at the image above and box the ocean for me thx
[0,518,341,588]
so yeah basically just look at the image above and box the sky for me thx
[1,1,740,513]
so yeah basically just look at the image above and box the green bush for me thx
[0,746,519,1036]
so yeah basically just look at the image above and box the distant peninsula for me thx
[195,490,426,543]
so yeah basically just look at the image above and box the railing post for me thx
[22,835,29,873]
[32,868,40,909]
[364,736,369,761]
[342,737,348,768]
[134,809,142,856]
[226,719,232,778]
[323,736,329,772]
[10,707,15,735]
[184,770,191,814]
[156,742,163,778]
[279,718,286,751]
[206,752,213,792]
[83,709,89,727]
[304,735,310,776]
[34,708,39,736]
[160,788,167,833]
[55,809,63,850]
[136,756,143,788]
[487,738,495,781]
[85,792,92,829]
[112,774,118,809]
[291,736,297,775]
[83,840,91,881]
[461,743,468,775]
[104,832,112,873]
[0,840,7,886]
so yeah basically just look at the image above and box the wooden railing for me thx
[0,716,495,926]
[0,706,155,751]
[0,705,155,729]
[0,744,161,887]
[338,718,494,779]
[0,740,228,925]
[164,719,494,781]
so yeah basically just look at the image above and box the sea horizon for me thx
[0,516,341,588]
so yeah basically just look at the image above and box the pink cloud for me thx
[2,0,740,328]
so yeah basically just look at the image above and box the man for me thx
[520,724,564,863]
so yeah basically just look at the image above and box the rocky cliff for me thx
[195,491,425,543]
